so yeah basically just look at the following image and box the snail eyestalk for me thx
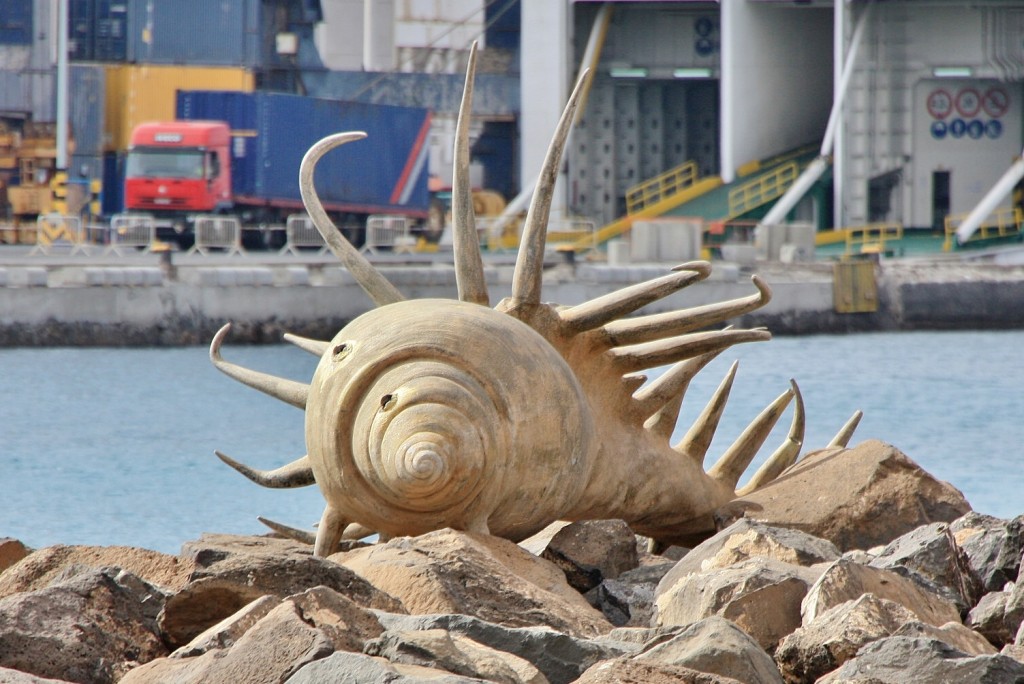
[210,324,310,409]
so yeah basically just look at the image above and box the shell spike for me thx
[735,380,805,496]
[215,450,316,489]
[609,328,770,373]
[560,264,707,333]
[603,274,772,346]
[636,349,725,439]
[299,131,405,307]
[709,386,795,489]
[828,409,863,448]
[675,360,739,465]
[210,324,310,409]
[314,506,349,557]
[258,516,317,544]
[510,69,589,310]
[283,332,330,357]
[452,41,489,306]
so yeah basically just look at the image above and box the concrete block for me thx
[631,219,703,263]
[85,267,106,287]
[284,266,310,286]
[252,268,274,287]
[780,243,815,263]
[25,268,48,287]
[607,239,630,266]
[0,268,7,287]
[721,244,760,265]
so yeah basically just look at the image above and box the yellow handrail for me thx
[844,222,903,255]
[727,161,799,218]
[625,161,699,215]
[943,207,1023,251]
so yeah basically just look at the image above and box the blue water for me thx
[1,330,1022,555]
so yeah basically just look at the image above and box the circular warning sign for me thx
[982,87,1010,118]
[955,88,981,118]
[927,89,954,119]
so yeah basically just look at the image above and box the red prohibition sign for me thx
[955,88,982,118]
[982,87,1010,118]
[927,89,954,119]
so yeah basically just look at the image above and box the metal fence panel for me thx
[190,215,244,256]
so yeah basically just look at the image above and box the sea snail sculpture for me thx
[210,44,862,557]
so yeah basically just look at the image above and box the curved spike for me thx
[638,349,725,440]
[604,275,772,346]
[210,324,309,409]
[299,131,405,307]
[258,517,376,548]
[215,450,315,489]
[735,379,805,496]
[452,41,488,306]
[283,332,329,357]
[560,263,708,334]
[609,329,770,373]
[675,360,739,466]
[313,506,349,557]
[828,409,863,448]
[510,69,589,309]
[709,387,795,489]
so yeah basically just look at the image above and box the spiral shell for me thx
[305,299,596,541]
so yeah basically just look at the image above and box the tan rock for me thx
[802,558,962,627]
[893,620,998,656]
[716,440,971,552]
[172,594,281,658]
[333,528,612,637]
[0,539,30,575]
[574,657,744,683]
[0,544,193,598]
[0,667,75,683]
[540,520,639,592]
[654,556,819,651]
[286,651,488,683]
[365,628,548,684]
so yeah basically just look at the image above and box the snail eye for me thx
[380,393,397,410]
[332,342,352,360]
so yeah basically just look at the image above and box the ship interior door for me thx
[932,170,950,232]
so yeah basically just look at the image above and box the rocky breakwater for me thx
[1,439,1023,683]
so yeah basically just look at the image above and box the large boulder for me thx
[0,566,167,684]
[333,529,612,637]
[539,520,639,593]
[0,539,30,575]
[587,560,676,627]
[286,651,488,683]
[574,658,744,683]
[716,441,971,552]
[951,512,1024,592]
[0,668,75,683]
[966,579,1024,648]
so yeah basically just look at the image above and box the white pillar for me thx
[55,0,69,171]
[833,1,846,230]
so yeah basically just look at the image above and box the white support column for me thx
[833,1,847,230]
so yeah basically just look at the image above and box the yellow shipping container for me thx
[104,64,254,151]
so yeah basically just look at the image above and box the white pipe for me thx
[955,151,1024,245]
[55,0,69,171]
[758,2,871,229]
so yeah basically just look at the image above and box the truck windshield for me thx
[126,148,205,179]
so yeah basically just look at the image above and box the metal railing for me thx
[944,207,1023,251]
[625,161,699,215]
[363,215,413,254]
[106,214,157,255]
[29,213,86,255]
[844,222,903,256]
[189,215,244,256]
[278,214,327,255]
[727,161,799,218]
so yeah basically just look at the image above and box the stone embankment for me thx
[5,253,1024,346]
[2,439,1024,683]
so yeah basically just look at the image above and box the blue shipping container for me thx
[176,91,431,216]
[126,0,260,67]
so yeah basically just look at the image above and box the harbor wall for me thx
[2,260,1024,347]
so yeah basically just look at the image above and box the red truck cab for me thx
[124,121,232,238]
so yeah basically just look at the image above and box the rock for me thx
[540,520,639,592]
[951,512,1023,592]
[333,529,612,637]
[654,556,820,651]
[365,628,549,684]
[159,533,402,647]
[286,651,488,683]
[634,616,784,684]
[587,560,675,627]
[574,658,744,683]
[0,567,167,684]
[0,539,30,575]
[0,544,192,599]
[892,620,998,655]
[802,558,962,627]
[966,581,1024,648]
[171,594,280,658]
[716,441,972,552]
[372,612,632,684]
[655,519,840,599]
[120,599,336,684]
[518,521,573,556]
[869,522,983,615]
[780,592,916,682]
[0,668,75,683]
[817,636,1024,683]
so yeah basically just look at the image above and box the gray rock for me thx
[818,636,1024,683]
[656,519,840,599]
[0,567,167,684]
[869,522,983,615]
[586,560,675,627]
[951,512,1024,592]
[967,580,1024,648]
[372,612,631,684]
[635,616,784,684]
[654,556,820,651]
[892,620,997,656]
[287,651,488,683]
[574,657,744,683]
[0,667,76,683]
[540,520,639,593]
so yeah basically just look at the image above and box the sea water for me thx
[1,330,1021,555]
